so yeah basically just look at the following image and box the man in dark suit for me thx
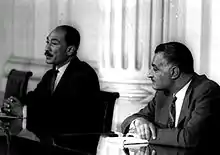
[121,42,220,148]
[2,25,102,148]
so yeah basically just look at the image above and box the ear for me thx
[170,66,180,80]
[66,46,76,56]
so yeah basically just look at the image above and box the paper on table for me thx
[123,136,148,145]
[105,133,148,146]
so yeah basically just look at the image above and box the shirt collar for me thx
[56,61,70,74]
[174,79,192,99]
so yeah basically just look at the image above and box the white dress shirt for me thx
[54,61,70,90]
[129,80,192,131]
[174,80,191,127]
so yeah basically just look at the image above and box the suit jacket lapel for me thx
[177,73,199,126]
[52,57,80,95]
[177,88,192,126]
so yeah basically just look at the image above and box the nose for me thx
[45,42,51,51]
[147,68,153,79]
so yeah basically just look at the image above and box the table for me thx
[0,91,217,155]
[0,136,84,155]
[0,133,217,155]
[97,136,217,155]
[0,135,99,155]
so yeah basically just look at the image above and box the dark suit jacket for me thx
[121,73,220,148]
[23,57,102,139]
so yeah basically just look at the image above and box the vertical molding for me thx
[168,0,178,41]
[204,0,220,84]
[135,0,141,70]
[200,0,211,75]
[151,0,163,54]
[28,0,35,59]
[57,0,68,25]
[122,0,127,69]
[162,0,186,42]
[184,0,202,73]
[99,0,162,93]
[148,0,153,67]
[100,0,111,69]
[13,0,35,58]
[164,0,186,43]
[124,0,137,70]
[11,0,15,57]
[98,0,163,132]
[49,0,58,29]
[66,0,72,25]
[109,0,114,68]
[110,0,123,69]
[100,0,155,75]
[34,0,50,59]
[114,0,123,69]
[162,0,170,42]
[176,0,186,41]
[139,0,152,71]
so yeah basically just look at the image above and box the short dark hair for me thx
[55,25,80,51]
[155,42,194,74]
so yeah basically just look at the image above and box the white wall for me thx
[1,0,220,131]
[0,0,13,90]
[185,0,220,84]
[0,0,105,91]
[1,0,220,86]
[207,0,220,84]
[164,0,220,85]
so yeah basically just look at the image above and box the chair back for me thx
[4,69,33,100]
[100,90,120,134]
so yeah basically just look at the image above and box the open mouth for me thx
[44,51,53,58]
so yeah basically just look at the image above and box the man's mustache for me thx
[44,51,53,57]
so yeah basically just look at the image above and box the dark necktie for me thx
[50,69,59,94]
[168,96,177,128]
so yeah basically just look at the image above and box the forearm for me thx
[149,127,200,148]
[121,113,155,134]
[121,98,156,134]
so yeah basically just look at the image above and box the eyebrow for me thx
[46,37,60,43]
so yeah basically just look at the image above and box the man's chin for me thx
[152,85,163,91]
[152,85,158,90]
[45,59,53,64]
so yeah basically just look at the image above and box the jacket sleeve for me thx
[150,84,220,148]
[24,71,52,136]
[121,97,156,134]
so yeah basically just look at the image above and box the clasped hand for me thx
[0,96,23,135]
[127,118,156,141]
[1,96,23,118]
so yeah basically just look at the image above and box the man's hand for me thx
[2,96,23,118]
[137,147,156,155]
[127,117,156,140]
[124,146,156,155]
[0,96,23,135]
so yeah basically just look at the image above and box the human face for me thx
[44,29,69,67]
[147,52,173,91]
